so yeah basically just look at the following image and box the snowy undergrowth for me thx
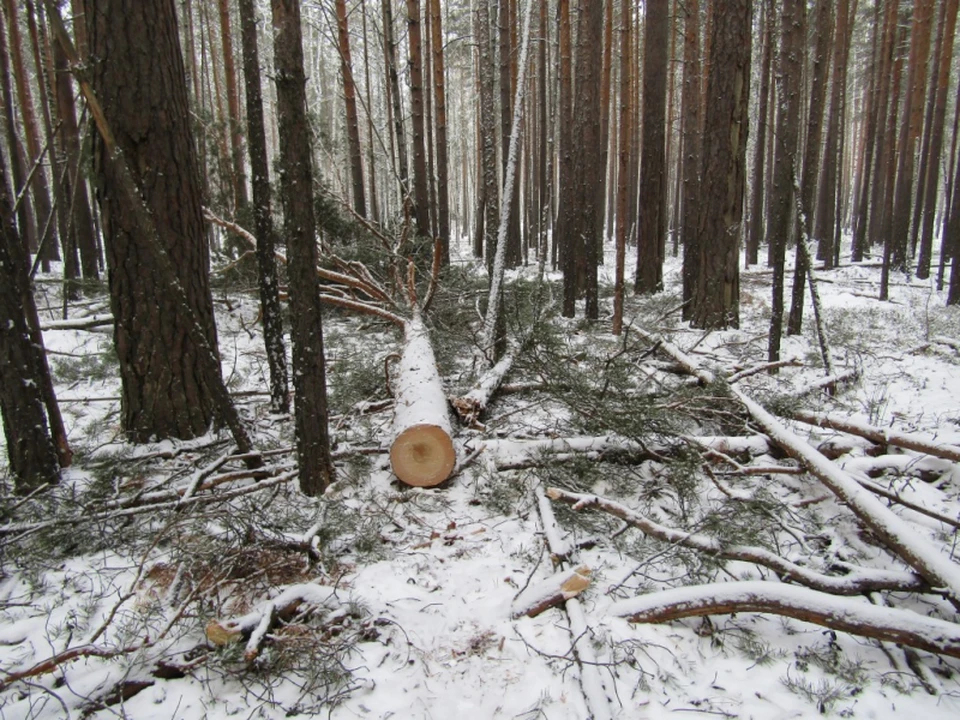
[2,243,960,719]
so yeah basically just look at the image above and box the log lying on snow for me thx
[610,580,960,661]
[511,565,592,618]
[792,409,960,463]
[390,311,456,487]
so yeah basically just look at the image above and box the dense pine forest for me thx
[3,1,960,717]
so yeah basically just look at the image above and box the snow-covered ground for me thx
[2,242,960,719]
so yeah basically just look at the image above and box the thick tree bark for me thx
[569,0,602,317]
[0,149,59,493]
[691,0,751,330]
[635,0,668,295]
[86,0,222,442]
[238,0,288,414]
[767,0,803,364]
[271,0,335,496]
[335,0,365,220]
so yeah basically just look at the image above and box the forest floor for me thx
[2,237,960,719]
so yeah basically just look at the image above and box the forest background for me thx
[3,0,960,718]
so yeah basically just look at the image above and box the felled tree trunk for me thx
[390,310,456,486]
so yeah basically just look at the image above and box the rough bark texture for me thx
[382,0,409,207]
[558,0,574,313]
[86,0,220,442]
[238,0,288,414]
[679,0,702,313]
[691,0,751,330]
[612,0,632,335]
[271,0,335,496]
[569,0,602,317]
[635,0,668,295]
[0,149,59,493]
[768,0,803,364]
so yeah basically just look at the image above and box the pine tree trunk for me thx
[335,0,366,219]
[86,0,223,442]
[915,0,958,279]
[888,0,934,274]
[477,0,499,275]
[878,24,908,300]
[558,0,575,315]
[635,0,668,295]
[382,0,410,211]
[679,0,701,316]
[814,0,854,269]
[51,20,98,281]
[2,0,55,260]
[217,0,247,214]
[428,0,449,262]
[271,0,335,496]
[360,0,380,225]
[0,8,38,256]
[786,0,831,336]
[768,0,803,365]
[612,0,632,336]
[406,0,430,239]
[0,150,59,493]
[745,0,770,268]
[238,0,288,415]
[690,0,751,330]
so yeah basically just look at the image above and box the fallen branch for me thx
[485,434,773,471]
[39,313,113,331]
[793,368,859,397]
[727,358,802,383]
[635,327,717,385]
[533,487,614,720]
[610,580,960,661]
[792,409,960,463]
[732,387,960,607]
[511,565,592,618]
[205,582,339,661]
[546,487,929,596]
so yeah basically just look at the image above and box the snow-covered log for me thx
[610,581,960,660]
[389,311,456,486]
[546,487,929,595]
[732,387,960,606]
[792,409,960,462]
[452,344,521,426]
